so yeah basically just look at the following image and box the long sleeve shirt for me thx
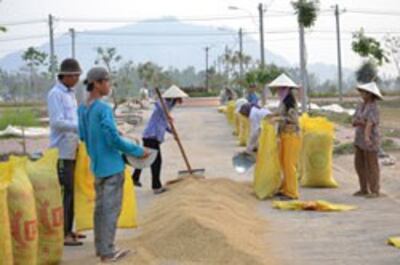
[247,107,272,153]
[47,82,79,160]
[78,99,144,178]
[142,100,174,143]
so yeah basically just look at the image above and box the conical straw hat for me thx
[268,73,299,89]
[162,85,189,98]
[357,82,383,100]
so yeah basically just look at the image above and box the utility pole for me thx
[258,3,265,68]
[335,4,344,103]
[69,28,76,59]
[239,28,244,95]
[205,46,210,92]
[48,14,56,80]
[239,28,243,78]
[299,23,308,113]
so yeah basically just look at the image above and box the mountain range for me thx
[0,17,353,82]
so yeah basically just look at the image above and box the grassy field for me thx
[0,108,41,130]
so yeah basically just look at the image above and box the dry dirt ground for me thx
[1,104,400,264]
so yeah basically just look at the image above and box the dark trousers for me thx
[132,138,162,190]
[57,159,76,237]
[354,146,380,194]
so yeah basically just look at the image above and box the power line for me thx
[0,19,46,26]
[0,34,49,42]
[57,15,262,24]
[345,9,400,16]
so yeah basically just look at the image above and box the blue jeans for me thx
[94,172,124,257]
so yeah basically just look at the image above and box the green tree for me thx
[95,47,123,112]
[352,29,388,82]
[137,61,165,88]
[244,64,283,94]
[21,47,48,101]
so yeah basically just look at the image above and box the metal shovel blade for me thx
[232,152,256,173]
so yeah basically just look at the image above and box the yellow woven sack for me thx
[8,157,38,265]
[74,143,138,231]
[300,114,338,188]
[26,149,63,265]
[233,113,241,136]
[238,115,250,146]
[225,100,236,126]
[0,161,13,265]
[253,121,281,199]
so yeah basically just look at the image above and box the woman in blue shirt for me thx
[132,85,188,194]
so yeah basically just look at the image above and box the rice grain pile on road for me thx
[120,178,280,265]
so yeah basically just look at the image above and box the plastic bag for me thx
[74,143,138,231]
[26,149,63,265]
[225,100,236,126]
[299,114,338,188]
[253,121,281,199]
[0,161,13,265]
[238,115,250,147]
[7,157,38,265]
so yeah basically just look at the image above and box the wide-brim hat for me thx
[268,73,299,90]
[357,82,383,100]
[162,85,189,98]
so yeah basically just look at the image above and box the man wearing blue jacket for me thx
[78,67,148,263]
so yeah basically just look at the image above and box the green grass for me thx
[0,109,40,130]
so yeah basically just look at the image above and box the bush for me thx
[185,90,219,97]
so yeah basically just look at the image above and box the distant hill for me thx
[0,17,352,82]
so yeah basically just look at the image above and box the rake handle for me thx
[154,87,193,174]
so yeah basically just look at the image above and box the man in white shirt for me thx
[239,103,272,154]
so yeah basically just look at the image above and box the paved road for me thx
[49,105,400,264]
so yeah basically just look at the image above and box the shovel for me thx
[154,87,205,185]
